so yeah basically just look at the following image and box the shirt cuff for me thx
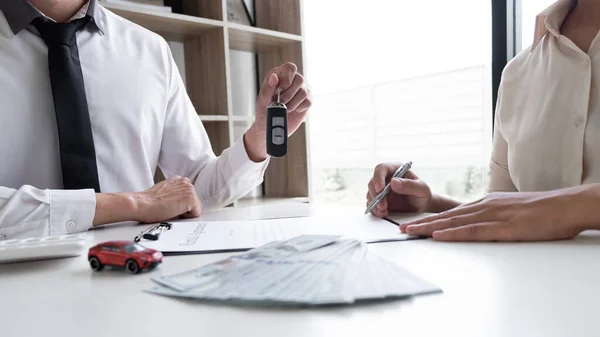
[225,136,270,178]
[49,189,96,236]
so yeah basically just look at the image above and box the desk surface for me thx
[2,202,599,337]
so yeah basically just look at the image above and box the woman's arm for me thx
[393,78,597,241]
[566,183,600,231]
[488,83,518,193]
[397,184,598,242]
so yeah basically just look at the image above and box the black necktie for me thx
[35,18,101,192]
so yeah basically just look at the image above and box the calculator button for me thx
[66,220,76,230]
[0,235,5,241]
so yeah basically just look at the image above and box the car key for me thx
[266,88,288,157]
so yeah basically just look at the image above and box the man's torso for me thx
[0,6,171,193]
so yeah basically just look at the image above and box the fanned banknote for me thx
[146,235,441,306]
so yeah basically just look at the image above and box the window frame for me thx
[491,0,520,127]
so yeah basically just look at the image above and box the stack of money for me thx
[146,235,441,306]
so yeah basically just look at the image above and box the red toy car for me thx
[88,241,163,274]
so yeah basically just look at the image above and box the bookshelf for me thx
[101,0,310,206]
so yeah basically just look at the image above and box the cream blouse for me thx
[488,0,600,192]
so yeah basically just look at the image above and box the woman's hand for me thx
[366,162,434,218]
[399,190,586,242]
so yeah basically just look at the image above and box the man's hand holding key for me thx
[244,62,312,162]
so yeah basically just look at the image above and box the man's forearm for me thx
[93,193,139,226]
[93,177,203,226]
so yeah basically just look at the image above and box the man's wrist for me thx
[93,192,140,226]
[243,124,268,163]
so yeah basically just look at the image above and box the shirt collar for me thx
[0,0,104,36]
[531,0,577,51]
[86,0,106,34]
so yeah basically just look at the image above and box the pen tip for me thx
[364,210,369,215]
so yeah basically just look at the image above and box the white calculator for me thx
[0,234,88,264]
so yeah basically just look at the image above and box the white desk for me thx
[2,202,600,337]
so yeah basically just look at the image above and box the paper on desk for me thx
[138,215,421,254]
[201,201,313,221]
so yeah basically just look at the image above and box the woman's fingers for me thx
[367,179,378,199]
[405,211,486,236]
[367,179,387,211]
[432,222,512,242]
[372,163,418,192]
[378,197,388,212]
[399,202,484,232]
[390,178,430,199]
[366,188,388,217]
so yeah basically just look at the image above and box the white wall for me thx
[230,50,257,119]
[229,0,262,199]
[167,41,186,83]
[230,50,260,198]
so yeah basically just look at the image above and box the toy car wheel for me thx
[125,259,140,274]
[89,256,103,271]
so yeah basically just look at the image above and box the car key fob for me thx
[266,88,288,157]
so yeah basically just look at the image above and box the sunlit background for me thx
[304,0,556,206]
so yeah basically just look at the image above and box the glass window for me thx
[123,243,146,253]
[521,0,557,50]
[304,0,493,205]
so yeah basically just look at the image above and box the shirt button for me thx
[65,220,76,231]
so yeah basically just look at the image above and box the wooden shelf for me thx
[203,122,230,156]
[102,3,223,40]
[227,23,303,53]
[231,115,255,122]
[102,0,311,201]
[102,3,302,51]
[199,115,229,121]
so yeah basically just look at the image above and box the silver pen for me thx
[364,161,413,215]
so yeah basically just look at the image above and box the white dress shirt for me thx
[0,1,269,239]
[488,0,600,192]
